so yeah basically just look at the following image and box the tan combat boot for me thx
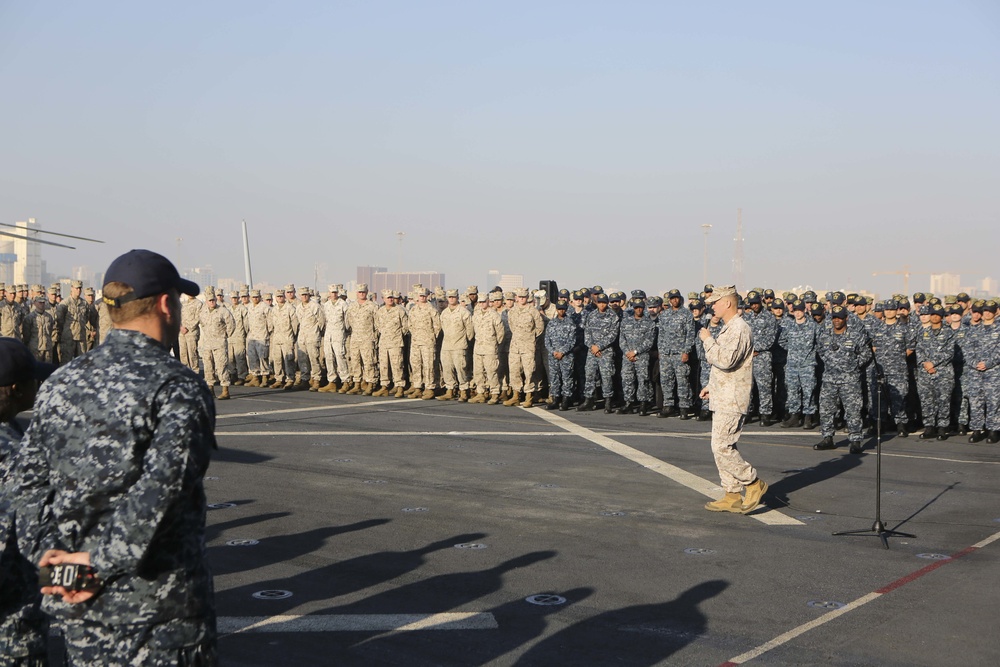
[503,391,522,407]
[487,394,501,405]
[246,376,260,387]
[318,381,335,393]
[468,392,486,404]
[282,381,295,391]
[361,382,373,396]
[346,382,361,395]
[741,479,769,513]
[421,388,435,400]
[372,385,389,397]
[393,386,405,398]
[309,379,320,392]
[458,389,469,402]
[338,381,353,394]
[218,386,231,400]
[520,392,535,408]
[269,378,284,389]
[705,492,744,513]
[436,388,455,401]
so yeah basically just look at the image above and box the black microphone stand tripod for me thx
[833,371,916,549]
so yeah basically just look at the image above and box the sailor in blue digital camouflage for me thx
[813,306,872,453]
[966,301,1000,443]
[0,339,54,667]
[543,300,578,411]
[578,293,619,413]
[617,297,656,415]
[947,305,971,432]
[777,300,819,429]
[914,304,957,440]
[12,249,217,667]
[656,289,696,419]
[694,304,722,420]
[742,290,779,425]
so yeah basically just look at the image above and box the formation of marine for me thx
[3,279,998,448]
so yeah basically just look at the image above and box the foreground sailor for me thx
[699,285,768,514]
[14,249,218,666]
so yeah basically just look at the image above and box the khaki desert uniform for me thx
[227,298,250,382]
[198,297,236,388]
[375,295,409,391]
[507,296,545,394]
[407,295,441,394]
[471,303,506,400]
[295,288,326,384]
[268,298,299,384]
[322,287,350,384]
[246,296,272,379]
[179,296,203,372]
[439,293,475,393]
[346,292,379,388]
[703,313,758,493]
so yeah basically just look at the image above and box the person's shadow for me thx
[514,579,729,666]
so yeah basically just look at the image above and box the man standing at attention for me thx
[14,249,218,665]
[699,285,768,514]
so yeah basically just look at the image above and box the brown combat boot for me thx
[346,382,361,395]
[458,389,469,402]
[436,388,455,401]
[520,392,535,408]
[705,492,743,513]
[468,392,486,404]
[338,381,353,394]
[421,388,435,400]
[282,381,295,391]
[503,391,522,407]
[361,382,373,396]
[741,479,769,513]
[309,379,320,392]
[268,378,284,389]
[246,376,260,387]
[218,386,231,400]
[393,386,405,398]
[318,381,335,393]
[372,386,389,397]
[487,394,501,405]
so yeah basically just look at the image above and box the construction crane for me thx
[872,265,925,295]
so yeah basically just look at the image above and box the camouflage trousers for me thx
[509,348,537,393]
[751,351,774,415]
[409,343,437,390]
[698,357,711,411]
[58,338,86,366]
[246,339,270,376]
[379,346,405,388]
[621,353,652,402]
[440,349,469,390]
[297,337,323,382]
[199,344,230,387]
[58,619,217,667]
[472,353,500,395]
[0,609,48,667]
[583,352,615,399]
[322,335,349,383]
[658,353,692,408]
[820,380,863,441]
[711,411,757,493]
[227,338,248,381]
[31,348,54,364]
[784,364,817,415]
[965,369,1000,430]
[349,339,377,385]
[916,367,954,428]
[270,339,296,382]
[497,344,511,392]
[179,332,200,372]
[546,353,575,398]
[878,371,909,426]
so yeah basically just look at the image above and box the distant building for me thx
[13,219,42,285]
[370,271,444,296]
[487,269,501,291]
[184,266,216,291]
[929,273,961,296]
[356,266,388,288]
[499,274,524,292]
[981,277,998,297]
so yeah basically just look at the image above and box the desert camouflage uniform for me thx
[407,301,441,392]
[295,295,325,383]
[13,328,217,666]
[376,302,409,389]
[179,297,202,372]
[472,306,506,398]
[198,302,235,389]
[322,296,350,384]
[23,308,56,364]
[346,299,379,386]
[507,303,545,394]
[246,300,272,379]
[267,300,299,383]
[226,300,249,383]
[55,294,94,366]
[439,303,474,392]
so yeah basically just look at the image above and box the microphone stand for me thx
[833,372,916,549]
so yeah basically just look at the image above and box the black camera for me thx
[39,564,101,592]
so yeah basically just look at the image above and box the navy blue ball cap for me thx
[595,293,609,304]
[831,305,848,319]
[0,338,56,386]
[103,249,199,306]
[555,299,569,310]
[883,299,899,310]
[647,296,663,307]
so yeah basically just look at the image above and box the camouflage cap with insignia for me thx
[263,292,273,300]
[297,286,310,295]
[489,291,503,302]
[686,298,702,310]
[831,305,848,319]
[944,294,957,305]
[84,287,95,295]
[687,291,699,301]
[515,287,529,298]
[648,295,663,307]
[446,288,459,298]
[704,284,737,304]
[283,284,295,293]
[240,290,249,297]
[873,301,884,312]
[555,299,569,310]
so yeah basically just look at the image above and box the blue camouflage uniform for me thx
[619,305,656,404]
[869,316,916,431]
[1,421,48,665]
[695,319,723,412]
[544,309,578,400]
[743,296,779,418]
[583,307,619,400]
[951,319,973,428]
[656,298,696,412]
[14,329,218,666]
[817,314,872,443]
[966,319,1000,435]
[914,322,957,430]
[777,313,819,417]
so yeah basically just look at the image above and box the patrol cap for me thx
[515,287,529,298]
[830,305,848,319]
[333,284,344,292]
[101,249,200,306]
[687,291,699,301]
[263,292,273,300]
[392,290,401,299]
[446,289,459,298]
[595,293,609,304]
[356,283,368,293]
[944,295,957,305]
[555,299,569,310]
[33,295,46,303]
[745,290,762,305]
[929,305,946,317]
[957,292,970,303]
[71,280,83,289]
[648,296,663,308]
[0,283,6,291]
[464,285,478,295]
[534,289,548,300]
[328,284,339,293]
[704,285,737,304]
[0,338,56,386]
[240,290,249,298]
[666,289,682,300]
[792,300,806,312]
[47,287,58,296]
[489,292,503,302]
[84,287,95,295]
[294,286,307,296]
[250,289,261,298]
[504,291,515,300]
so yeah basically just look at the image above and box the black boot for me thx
[604,398,614,414]
[813,436,836,451]
[697,410,711,421]
[936,430,949,441]
[969,430,986,443]
[919,426,938,440]
[640,401,651,416]
[545,396,561,410]
[657,405,677,419]
[560,397,571,411]
[761,413,775,427]
[897,423,909,437]
[781,413,802,428]
[959,423,970,435]
[802,414,818,430]
[577,397,595,412]
[678,408,692,420]
[988,430,1000,444]
[617,401,635,415]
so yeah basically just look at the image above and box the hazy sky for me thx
[2,1,998,296]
